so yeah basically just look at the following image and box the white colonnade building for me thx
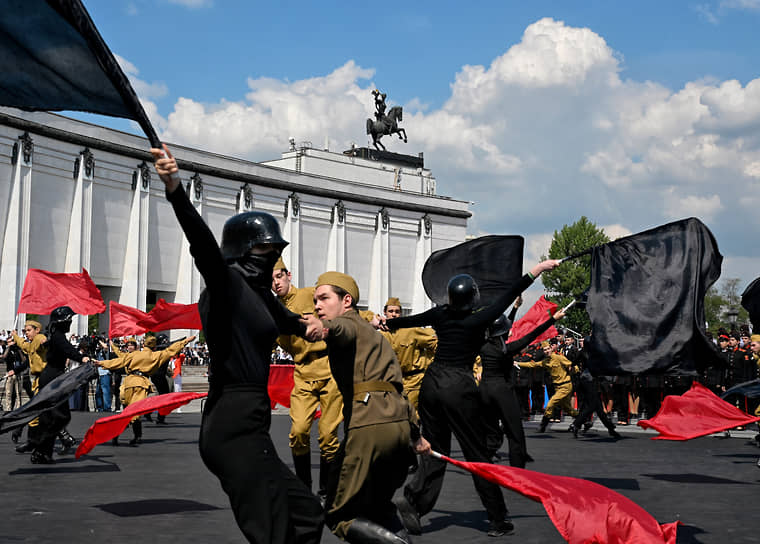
[0,108,470,336]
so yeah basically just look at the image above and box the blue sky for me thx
[67,0,760,301]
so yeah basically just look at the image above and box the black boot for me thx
[143,413,153,422]
[30,450,55,464]
[292,453,312,490]
[156,414,167,425]
[345,518,411,544]
[129,420,142,446]
[11,427,22,444]
[568,424,579,438]
[393,495,421,536]
[582,421,594,434]
[608,428,622,439]
[318,456,331,502]
[58,429,77,454]
[538,415,550,433]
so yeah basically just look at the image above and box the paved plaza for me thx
[2,407,758,544]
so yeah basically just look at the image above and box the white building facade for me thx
[0,108,470,336]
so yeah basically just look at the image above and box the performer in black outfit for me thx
[480,307,565,467]
[152,145,323,544]
[32,306,89,464]
[381,260,560,538]
[568,336,621,439]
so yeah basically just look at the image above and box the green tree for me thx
[704,278,750,335]
[541,216,610,335]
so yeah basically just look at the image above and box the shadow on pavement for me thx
[641,473,752,484]
[95,498,220,517]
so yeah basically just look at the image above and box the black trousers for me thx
[480,376,529,467]
[36,366,70,456]
[572,379,614,431]
[199,384,323,544]
[405,365,507,523]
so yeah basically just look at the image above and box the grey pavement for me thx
[1,407,759,543]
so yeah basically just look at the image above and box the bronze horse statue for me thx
[366,106,407,151]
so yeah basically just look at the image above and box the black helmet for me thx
[447,274,480,311]
[155,333,171,350]
[50,306,75,324]
[489,314,512,338]
[220,211,288,261]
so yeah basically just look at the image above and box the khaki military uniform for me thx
[518,353,578,418]
[276,285,343,462]
[13,332,47,429]
[100,338,192,420]
[380,326,436,410]
[322,308,415,539]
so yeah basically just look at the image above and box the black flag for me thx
[721,379,760,401]
[0,0,160,146]
[0,362,97,434]
[422,235,524,307]
[586,218,723,375]
[741,277,760,331]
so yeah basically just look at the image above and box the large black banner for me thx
[586,218,723,375]
[741,277,760,331]
[0,362,97,433]
[422,235,524,307]
[0,0,160,146]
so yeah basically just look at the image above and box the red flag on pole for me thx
[108,299,202,338]
[509,295,558,344]
[638,381,760,440]
[75,392,207,458]
[436,453,679,543]
[17,268,105,315]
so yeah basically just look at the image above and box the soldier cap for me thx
[316,271,359,302]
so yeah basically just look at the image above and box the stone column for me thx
[412,214,433,314]
[65,148,94,336]
[325,200,346,272]
[367,208,390,313]
[174,173,204,340]
[281,192,301,278]
[0,133,33,330]
[118,162,151,313]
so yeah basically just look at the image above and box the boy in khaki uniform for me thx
[99,335,194,444]
[517,340,578,432]
[312,272,428,544]
[272,257,342,499]
[379,297,436,410]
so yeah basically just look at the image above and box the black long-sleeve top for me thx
[386,274,534,368]
[166,184,305,387]
[45,330,86,371]
[480,316,557,380]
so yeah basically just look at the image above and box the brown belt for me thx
[352,380,397,400]
[402,368,426,378]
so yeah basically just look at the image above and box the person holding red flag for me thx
[99,334,194,445]
[378,260,560,538]
[151,144,324,544]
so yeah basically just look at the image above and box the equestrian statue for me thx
[366,89,407,151]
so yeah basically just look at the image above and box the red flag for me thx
[108,301,150,338]
[509,295,558,344]
[18,268,105,315]
[108,299,202,337]
[75,392,207,458]
[145,298,202,331]
[267,364,320,417]
[438,454,679,544]
[268,364,295,409]
[638,381,760,440]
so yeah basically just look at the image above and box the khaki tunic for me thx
[380,326,436,409]
[276,285,342,460]
[322,309,414,538]
[100,338,192,417]
[13,332,47,427]
[518,353,577,418]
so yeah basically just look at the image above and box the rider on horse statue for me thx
[367,89,407,151]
